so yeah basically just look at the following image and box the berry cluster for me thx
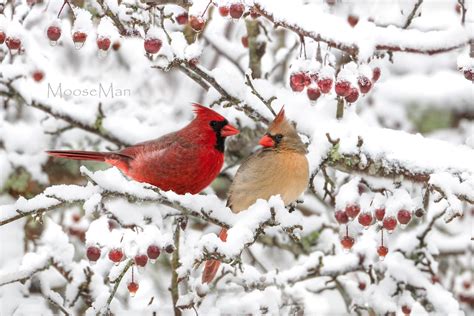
[184,1,251,33]
[44,24,121,53]
[336,203,413,259]
[289,63,381,103]
[0,29,22,53]
[86,243,175,296]
[86,243,175,265]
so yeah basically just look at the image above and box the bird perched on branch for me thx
[47,104,239,194]
[202,108,309,283]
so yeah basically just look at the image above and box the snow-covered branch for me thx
[254,0,469,57]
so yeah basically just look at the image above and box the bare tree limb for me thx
[403,0,423,29]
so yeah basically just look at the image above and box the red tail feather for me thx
[46,150,109,161]
[47,150,132,173]
[202,228,228,284]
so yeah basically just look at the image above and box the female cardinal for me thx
[202,108,309,283]
[47,104,239,194]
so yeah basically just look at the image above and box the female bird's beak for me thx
[259,134,274,147]
[220,124,240,137]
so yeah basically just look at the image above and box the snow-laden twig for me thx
[104,259,134,313]
[253,1,468,57]
[237,252,361,291]
[3,80,129,147]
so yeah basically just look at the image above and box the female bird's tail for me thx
[201,228,228,284]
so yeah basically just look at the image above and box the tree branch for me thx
[253,2,467,57]
[403,0,423,29]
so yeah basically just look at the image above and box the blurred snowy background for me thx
[0,0,473,315]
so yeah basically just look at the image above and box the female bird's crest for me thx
[259,107,306,153]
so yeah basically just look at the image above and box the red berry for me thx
[6,37,21,50]
[431,275,440,284]
[72,214,81,222]
[112,41,121,51]
[358,282,366,290]
[229,3,245,19]
[165,244,175,254]
[326,0,336,5]
[241,36,248,48]
[317,78,333,94]
[0,31,5,44]
[345,87,359,103]
[375,208,385,221]
[47,26,61,42]
[250,8,260,19]
[144,38,162,54]
[464,69,474,81]
[176,12,188,25]
[188,58,199,67]
[97,37,111,51]
[462,280,471,289]
[372,67,381,82]
[189,15,206,32]
[455,3,461,14]
[290,73,307,92]
[341,236,355,250]
[219,6,229,17]
[72,31,87,43]
[87,246,101,262]
[402,305,411,315]
[335,210,349,224]
[32,71,44,82]
[377,245,388,258]
[134,254,148,267]
[358,212,373,227]
[347,15,359,27]
[307,87,321,101]
[147,245,161,260]
[335,80,351,97]
[108,220,119,231]
[108,248,124,263]
[415,209,424,218]
[383,216,397,231]
[127,281,139,296]
[357,76,372,94]
[345,204,360,218]
[397,209,412,225]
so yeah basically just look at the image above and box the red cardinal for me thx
[47,104,239,194]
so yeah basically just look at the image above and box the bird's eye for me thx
[274,134,283,142]
[210,121,218,128]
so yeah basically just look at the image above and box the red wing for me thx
[126,139,218,194]
[118,132,179,158]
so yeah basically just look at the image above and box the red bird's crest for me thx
[192,103,226,121]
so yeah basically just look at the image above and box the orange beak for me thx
[259,134,274,147]
[220,124,240,137]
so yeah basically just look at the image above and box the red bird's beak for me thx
[259,135,274,147]
[220,124,240,137]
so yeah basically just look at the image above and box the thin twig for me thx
[245,74,276,116]
[403,0,423,29]
[105,259,134,312]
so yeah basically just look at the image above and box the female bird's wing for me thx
[227,150,309,212]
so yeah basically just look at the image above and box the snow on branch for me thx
[237,252,361,291]
[253,0,469,57]
[0,167,233,228]
[1,77,130,147]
